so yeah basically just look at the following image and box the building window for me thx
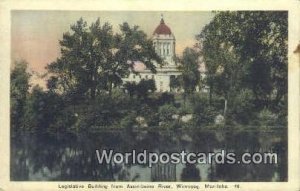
[145,75,148,79]
[133,74,136,79]
[160,81,163,92]
[152,75,154,79]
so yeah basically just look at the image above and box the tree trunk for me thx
[223,99,227,117]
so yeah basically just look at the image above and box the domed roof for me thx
[153,18,172,35]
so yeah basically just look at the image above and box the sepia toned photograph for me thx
[9,10,289,183]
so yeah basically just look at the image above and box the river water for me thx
[11,128,287,181]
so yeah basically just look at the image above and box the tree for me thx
[176,47,200,95]
[190,94,218,126]
[197,11,287,123]
[46,18,161,100]
[170,75,181,92]
[123,82,137,97]
[124,79,156,99]
[158,104,177,122]
[22,85,65,131]
[136,79,156,98]
[10,60,31,131]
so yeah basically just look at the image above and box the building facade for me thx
[123,17,182,92]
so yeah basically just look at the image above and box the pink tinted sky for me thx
[11,11,214,74]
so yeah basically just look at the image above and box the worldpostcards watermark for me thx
[95,149,278,167]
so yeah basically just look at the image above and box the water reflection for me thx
[11,128,287,181]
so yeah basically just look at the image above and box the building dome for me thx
[153,18,172,35]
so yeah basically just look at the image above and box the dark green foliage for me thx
[176,47,200,95]
[123,82,137,97]
[10,60,31,131]
[136,79,156,98]
[226,89,255,125]
[157,92,175,105]
[46,18,161,100]
[124,79,156,99]
[190,94,219,126]
[169,75,181,91]
[23,86,66,131]
[71,90,132,130]
[197,11,287,125]
[158,104,177,122]
[120,111,138,130]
